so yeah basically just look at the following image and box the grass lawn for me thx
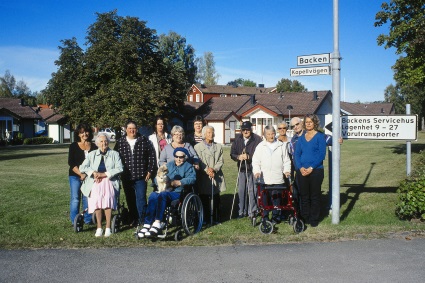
[1,133,425,249]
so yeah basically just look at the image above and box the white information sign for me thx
[297,53,330,66]
[341,115,417,140]
[290,66,330,77]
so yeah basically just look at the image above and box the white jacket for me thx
[252,139,291,185]
[148,132,172,167]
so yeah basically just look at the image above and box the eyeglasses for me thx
[173,133,183,136]
[291,123,300,127]
[278,127,287,130]
[157,123,164,126]
[174,155,185,159]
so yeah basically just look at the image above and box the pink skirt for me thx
[88,178,117,213]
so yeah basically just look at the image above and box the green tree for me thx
[227,78,257,87]
[0,70,36,105]
[275,78,307,92]
[44,11,194,128]
[375,0,425,118]
[196,51,220,85]
[384,84,405,114]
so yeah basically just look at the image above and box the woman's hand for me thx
[300,167,313,176]
[79,173,87,181]
[254,173,261,179]
[145,172,151,182]
[207,167,215,178]
[93,172,106,183]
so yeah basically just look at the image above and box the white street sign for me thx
[290,66,330,77]
[297,53,330,66]
[341,115,417,140]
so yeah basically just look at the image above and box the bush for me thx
[23,137,54,145]
[396,177,425,221]
[395,150,425,221]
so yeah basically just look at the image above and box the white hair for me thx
[95,133,110,147]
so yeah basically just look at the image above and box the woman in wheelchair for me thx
[138,147,196,238]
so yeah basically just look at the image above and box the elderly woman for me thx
[159,125,199,168]
[277,121,289,143]
[68,123,97,225]
[252,125,291,223]
[194,125,226,224]
[294,114,326,228]
[80,133,123,237]
[138,147,196,238]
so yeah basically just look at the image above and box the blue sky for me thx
[0,0,398,103]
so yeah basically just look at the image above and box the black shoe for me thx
[238,214,245,219]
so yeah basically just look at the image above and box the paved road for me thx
[1,238,424,282]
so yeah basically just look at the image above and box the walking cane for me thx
[210,177,214,226]
[230,152,244,220]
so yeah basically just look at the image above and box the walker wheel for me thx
[174,230,183,241]
[73,214,84,233]
[293,218,305,233]
[259,220,273,234]
[251,217,257,227]
[111,215,120,234]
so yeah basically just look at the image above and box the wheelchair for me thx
[253,177,304,234]
[136,187,204,241]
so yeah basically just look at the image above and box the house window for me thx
[220,94,227,97]
[189,95,193,102]
[266,118,272,126]
[196,93,200,102]
[231,94,237,97]
[251,118,256,126]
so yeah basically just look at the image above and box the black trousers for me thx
[297,168,324,225]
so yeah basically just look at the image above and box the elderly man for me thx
[230,121,262,219]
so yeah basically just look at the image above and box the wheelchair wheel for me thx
[181,193,203,235]
[293,218,305,234]
[91,212,97,225]
[174,230,183,241]
[259,220,273,234]
[111,215,120,234]
[73,214,84,233]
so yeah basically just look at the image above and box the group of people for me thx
[68,116,226,238]
[230,115,328,228]
[67,113,329,238]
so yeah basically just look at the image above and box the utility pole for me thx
[331,0,341,224]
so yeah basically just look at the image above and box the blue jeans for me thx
[122,178,148,224]
[144,191,180,225]
[69,176,91,224]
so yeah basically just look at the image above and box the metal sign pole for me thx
[331,0,341,224]
[406,104,411,176]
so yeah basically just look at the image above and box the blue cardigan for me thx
[294,132,326,170]
[166,160,196,193]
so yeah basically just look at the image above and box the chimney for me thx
[313,91,318,100]
[20,98,25,106]
[250,94,256,105]
[381,108,384,113]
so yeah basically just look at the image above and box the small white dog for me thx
[156,164,170,193]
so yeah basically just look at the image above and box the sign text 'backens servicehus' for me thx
[341,115,417,141]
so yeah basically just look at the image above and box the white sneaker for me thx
[104,228,111,237]
[95,228,103,237]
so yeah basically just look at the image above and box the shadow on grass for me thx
[334,162,398,221]
[387,143,425,154]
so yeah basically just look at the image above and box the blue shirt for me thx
[294,132,326,170]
